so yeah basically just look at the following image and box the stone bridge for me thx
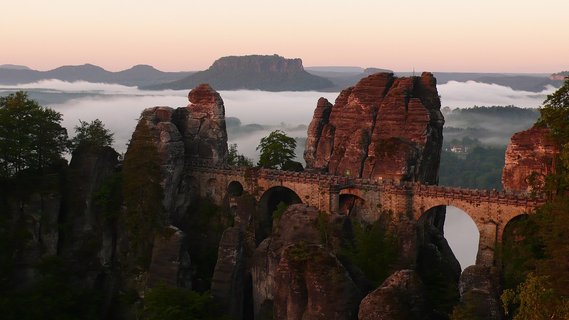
[187,162,546,267]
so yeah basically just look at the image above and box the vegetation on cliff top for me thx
[500,78,569,319]
[256,130,299,170]
[0,91,68,178]
[70,118,114,151]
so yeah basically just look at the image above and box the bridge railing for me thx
[187,161,547,205]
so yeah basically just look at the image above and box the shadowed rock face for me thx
[304,72,444,184]
[252,204,362,320]
[455,265,502,320]
[502,125,559,192]
[358,270,428,320]
[128,84,229,294]
[132,84,228,220]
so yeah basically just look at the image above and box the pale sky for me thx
[1,0,567,73]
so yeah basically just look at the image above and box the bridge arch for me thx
[339,193,365,218]
[227,181,244,197]
[444,206,480,268]
[418,203,488,267]
[256,186,302,243]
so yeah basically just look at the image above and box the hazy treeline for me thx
[439,106,539,190]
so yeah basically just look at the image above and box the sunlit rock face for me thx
[180,83,228,164]
[304,72,444,184]
[502,125,559,192]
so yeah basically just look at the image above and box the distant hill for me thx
[144,55,334,91]
[550,71,569,81]
[0,64,31,70]
[306,68,562,92]
[0,64,193,87]
[306,66,393,90]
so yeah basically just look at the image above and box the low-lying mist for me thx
[0,79,552,159]
[438,80,555,108]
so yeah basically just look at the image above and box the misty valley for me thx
[0,75,555,319]
[0,80,551,272]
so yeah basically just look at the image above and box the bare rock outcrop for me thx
[147,225,188,288]
[130,84,228,221]
[304,72,444,184]
[358,270,429,320]
[180,84,228,164]
[62,145,120,276]
[502,125,559,192]
[453,265,502,319]
[252,204,361,320]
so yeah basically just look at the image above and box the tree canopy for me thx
[499,79,569,319]
[70,119,114,150]
[227,143,253,167]
[538,78,569,144]
[256,130,297,169]
[0,91,68,177]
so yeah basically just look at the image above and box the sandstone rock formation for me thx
[454,265,502,319]
[62,145,120,278]
[358,270,428,320]
[147,225,187,288]
[304,72,444,184]
[502,125,558,192]
[252,204,361,320]
[2,144,120,310]
[132,84,228,221]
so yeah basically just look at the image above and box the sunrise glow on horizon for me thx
[1,0,568,73]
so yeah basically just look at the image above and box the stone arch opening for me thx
[256,186,302,243]
[339,194,365,217]
[418,205,480,270]
[227,181,244,197]
[444,206,480,269]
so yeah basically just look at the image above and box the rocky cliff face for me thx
[1,145,120,317]
[502,125,559,192]
[304,72,444,184]
[358,270,428,320]
[252,204,361,320]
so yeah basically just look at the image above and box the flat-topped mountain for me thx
[0,64,193,87]
[144,54,334,91]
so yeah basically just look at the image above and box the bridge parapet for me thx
[188,162,547,206]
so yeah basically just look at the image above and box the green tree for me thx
[227,143,253,167]
[70,119,114,150]
[0,91,68,177]
[256,130,296,169]
[341,219,398,286]
[501,273,569,320]
[538,78,569,144]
